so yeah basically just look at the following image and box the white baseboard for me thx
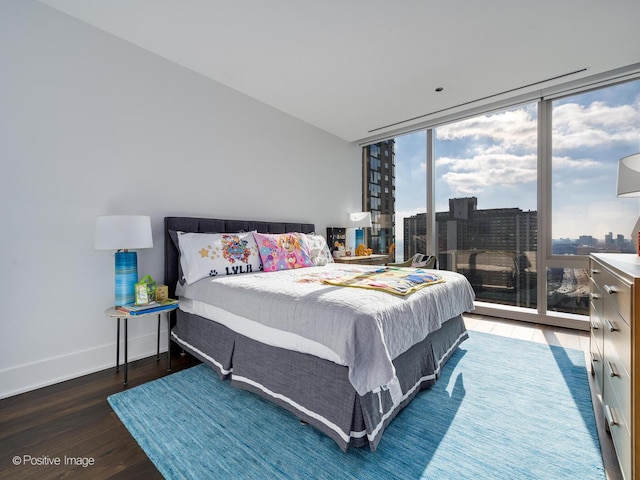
[0,330,170,400]
[472,302,590,331]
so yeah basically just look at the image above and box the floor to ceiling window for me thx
[433,102,538,310]
[393,131,427,263]
[547,79,640,316]
[362,74,640,327]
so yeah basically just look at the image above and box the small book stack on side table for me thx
[104,301,178,386]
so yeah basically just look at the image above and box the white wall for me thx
[0,1,361,398]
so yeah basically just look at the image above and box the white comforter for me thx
[178,264,475,398]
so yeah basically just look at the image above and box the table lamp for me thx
[95,215,153,306]
[616,153,640,254]
[346,211,372,253]
[617,153,640,197]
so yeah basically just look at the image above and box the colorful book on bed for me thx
[321,267,445,295]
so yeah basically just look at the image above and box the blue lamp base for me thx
[115,251,138,306]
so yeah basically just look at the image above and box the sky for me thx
[393,79,640,247]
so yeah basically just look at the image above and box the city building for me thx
[362,140,395,255]
[403,197,538,264]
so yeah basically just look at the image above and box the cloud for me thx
[433,106,538,195]
[436,107,537,148]
[432,97,639,197]
[438,152,537,195]
[553,101,640,150]
[551,155,600,169]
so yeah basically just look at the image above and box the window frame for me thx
[362,67,640,330]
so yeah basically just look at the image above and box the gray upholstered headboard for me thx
[163,216,316,298]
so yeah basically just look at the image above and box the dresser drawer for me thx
[593,264,632,327]
[590,335,604,393]
[603,373,632,480]
[589,277,604,356]
[604,345,632,432]
[603,300,632,378]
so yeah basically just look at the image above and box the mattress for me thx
[179,297,345,365]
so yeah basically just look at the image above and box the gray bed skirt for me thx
[171,310,468,452]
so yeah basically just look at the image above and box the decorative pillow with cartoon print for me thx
[252,232,314,272]
[176,231,262,284]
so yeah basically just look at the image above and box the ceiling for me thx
[38,0,640,143]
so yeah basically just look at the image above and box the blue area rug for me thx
[108,331,604,479]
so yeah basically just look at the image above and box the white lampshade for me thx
[94,215,153,250]
[617,153,640,197]
[348,212,372,228]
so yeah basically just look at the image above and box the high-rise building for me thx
[436,197,537,254]
[403,197,538,302]
[404,196,538,264]
[362,140,395,254]
[403,213,427,260]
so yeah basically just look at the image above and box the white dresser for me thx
[589,253,639,480]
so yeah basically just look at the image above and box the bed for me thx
[164,216,476,452]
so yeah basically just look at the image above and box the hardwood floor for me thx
[0,350,199,480]
[0,316,621,480]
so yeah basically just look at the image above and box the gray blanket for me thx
[178,264,475,398]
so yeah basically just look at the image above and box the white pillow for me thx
[177,232,262,284]
[304,233,334,266]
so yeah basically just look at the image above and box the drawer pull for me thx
[605,320,618,332]
[590,292,600,300]
[590,321,599,331]
[604,404,617,427]
[590,269,600,275]
[603,284,616,295]
[607,361,619,378]
[591,351,599,363]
